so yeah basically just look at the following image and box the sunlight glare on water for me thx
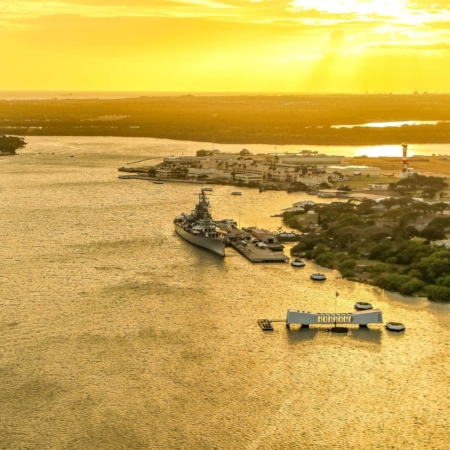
[1,136,450,449]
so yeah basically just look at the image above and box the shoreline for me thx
[8,131,450,147]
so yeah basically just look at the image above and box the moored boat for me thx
[231,191,242,195]
[310,273,326,281]
[291,258,306,267]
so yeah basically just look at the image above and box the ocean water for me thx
[332,120,448,129]
[19,134,450,159]
[1,136,450,449]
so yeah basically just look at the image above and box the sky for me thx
[1,0,450,93]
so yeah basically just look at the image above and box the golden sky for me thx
[1,0,449,92]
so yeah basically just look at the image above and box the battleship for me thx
[174,188,229,256]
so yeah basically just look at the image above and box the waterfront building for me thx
[248,228,283,250]
[233,160,265,180]
[187,168,230,180]
[163,155,198,165]
[235,174,263,183]
[156,149,350,183]
[249,228,274,240]
[265,165,298,183]
[295,174,329,186]
[156,167,177,178]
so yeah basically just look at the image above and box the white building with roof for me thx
[235,174,263,183]
[295,174,329,186]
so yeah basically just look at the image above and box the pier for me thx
[229,240,289,263]
[223,226,289,263]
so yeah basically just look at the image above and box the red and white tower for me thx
[400,143,408,179]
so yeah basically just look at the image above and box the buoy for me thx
[386,322,405,332]
[355,301,373,310]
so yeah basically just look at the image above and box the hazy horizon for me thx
[1,90,449,101]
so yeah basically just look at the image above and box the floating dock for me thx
[257,319,286,331]
[257,319,274,331]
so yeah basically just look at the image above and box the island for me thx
[0,135,27,155]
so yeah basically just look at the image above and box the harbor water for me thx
[1,136,450,449]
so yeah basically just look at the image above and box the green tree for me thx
[420,225,446,241]
[339,258,356,273]
[0,135,27,154]
[196,150,212,157]
[436,275,450,288]
[315,251,336,267]
[414,250,450,282]
[338,213,363,227]
[426,285,450,302]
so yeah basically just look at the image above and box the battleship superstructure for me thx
[174,188,229,256]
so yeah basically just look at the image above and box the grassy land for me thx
[343,156,450,198]
[337,176,398,189]
[345,156,450,177]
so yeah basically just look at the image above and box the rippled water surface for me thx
[1,136,450,449]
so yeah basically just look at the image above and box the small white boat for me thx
[231,192,242,195]
[386,322,405,332]
[153,180,164,184]
[355,301,373,310]
[203,187,213,191]
[310,273,326,281]
[291,258,305,267]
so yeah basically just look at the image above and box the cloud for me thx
[408,0,450,9]
[0,0,237,22]
[367,42,450,51]
[0,0,436,26]
[1,1,450,92]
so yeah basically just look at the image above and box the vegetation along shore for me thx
[0,135,26,155]
[284,174,450,302]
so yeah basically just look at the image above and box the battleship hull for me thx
[175,224,226,257]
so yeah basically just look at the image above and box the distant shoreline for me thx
[2,95,450,146]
